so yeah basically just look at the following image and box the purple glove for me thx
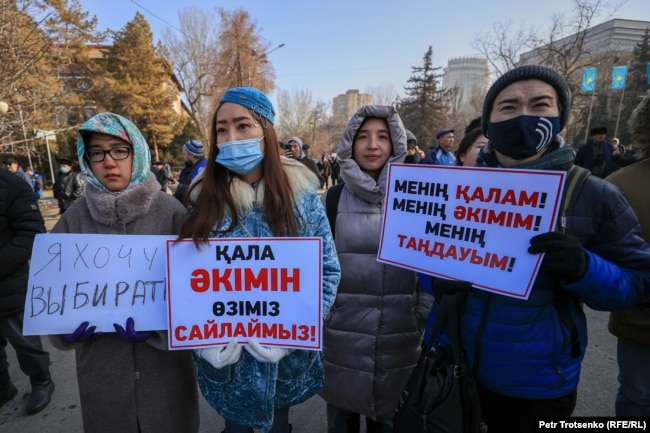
[113,317,151,342]
[65,321,102,343]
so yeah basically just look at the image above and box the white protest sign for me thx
[167,238,323,351]
[24,233,173,335]
[378,164,565,299]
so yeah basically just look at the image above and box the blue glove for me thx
[113,317,151,342]
[65,321,102,343]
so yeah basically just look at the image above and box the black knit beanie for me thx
[481,65,571,137]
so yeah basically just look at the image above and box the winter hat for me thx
[406,130,417,142]
[183,139,204,158]
[436,128,454,140]
[481,65,571,137]
[220,86,275,126]
[590,126,607,136]
[287,136,303,147]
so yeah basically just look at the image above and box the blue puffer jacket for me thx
[190,160,341,432]
[420,163,650,400]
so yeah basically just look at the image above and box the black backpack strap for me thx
[557,165,590,233]
[325,183,344,239]
[556,165,590,358]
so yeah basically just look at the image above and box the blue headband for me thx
[220,86,275,126]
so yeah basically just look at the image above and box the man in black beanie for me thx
[574,125,619,177]
[420,64,650,432]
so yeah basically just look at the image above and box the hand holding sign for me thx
[528,232,587,281]
[196,338,242,369]
[113,317,151,342]
[65,321,102,343]
[245,338,293,364]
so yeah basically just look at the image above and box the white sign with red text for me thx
[166,238,323,351]
[24,233,172,335]
[378,164,565,299]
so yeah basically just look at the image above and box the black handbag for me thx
[393,290,486,433]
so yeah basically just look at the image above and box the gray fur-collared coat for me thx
[49,174,200,433]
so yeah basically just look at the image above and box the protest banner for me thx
[167,237,323,350]
[24,233,173,335]
[378,164,565,299]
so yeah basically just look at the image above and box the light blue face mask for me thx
[215,137,264,175]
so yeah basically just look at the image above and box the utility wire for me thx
[130,0,184,35]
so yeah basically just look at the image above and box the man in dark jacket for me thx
[421,65,650,432]
[4,157,33,190]
[284,136,323,183]
[574,126,620,177]
[151,161,171,192]
[168,139,206,204]
[0,156,54,414]
[53,158,85,214]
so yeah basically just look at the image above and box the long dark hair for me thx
[455,127,484,166]
[177,104,298,245]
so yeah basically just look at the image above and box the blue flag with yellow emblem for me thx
[581,67,597,92]
[611,65,627,90]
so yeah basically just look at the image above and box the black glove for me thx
[65,321,102,343]
[431,278,472,302]
[528,232,587,281]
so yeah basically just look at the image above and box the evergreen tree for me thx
[0,1,61,177]
[618,28,650,146]
[102,12,183,161]
[397,47,450,148]
[42,0,106,162]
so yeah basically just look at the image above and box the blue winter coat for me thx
[420,162,650,400]
[190,160,341,432]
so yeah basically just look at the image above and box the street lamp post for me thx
[34,130,56,185]
[16,102,34,170]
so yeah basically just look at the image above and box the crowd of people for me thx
[2,63,650,433]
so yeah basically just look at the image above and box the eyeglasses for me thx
[86,147,132,162]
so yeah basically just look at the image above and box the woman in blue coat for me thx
[177,86,340,433]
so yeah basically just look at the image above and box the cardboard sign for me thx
[167,238,323,350]
[24,234,173,335]
[378,164,565,299]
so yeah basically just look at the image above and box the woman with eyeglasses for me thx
[48,112,200,433]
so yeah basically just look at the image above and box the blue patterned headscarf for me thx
[77,112,151,194]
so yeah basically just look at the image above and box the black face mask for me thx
[488,115,561,160]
